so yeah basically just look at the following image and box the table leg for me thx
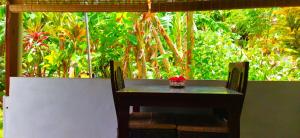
[118,104,130,138]
[228,108,240,138]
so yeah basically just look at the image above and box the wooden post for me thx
[5,1,23,96]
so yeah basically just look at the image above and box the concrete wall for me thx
[241,81,300,138]
[4,78,117,138]
[4,78,300,138]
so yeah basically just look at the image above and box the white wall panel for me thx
[4,78,117,138]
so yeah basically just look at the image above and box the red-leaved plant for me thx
[23,32,49,52]
[23,32,50,77]
[169,76,186,82]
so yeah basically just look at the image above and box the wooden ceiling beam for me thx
[8,0,300,13]
[8,0,23,4]
[9,4,148,12]
[152,0,300,12]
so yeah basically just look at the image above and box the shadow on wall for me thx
[241,81,300,138]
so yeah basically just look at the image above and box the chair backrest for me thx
[214,62,249,119]
[110,60,125,93]
[226,62,249,95]
[110,60,125,118]
[227,62,249,116]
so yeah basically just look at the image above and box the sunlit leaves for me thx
[9,9,300,80]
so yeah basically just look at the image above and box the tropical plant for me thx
[23,32,50,77]
[1,8,299,89]
[0,5,5,97]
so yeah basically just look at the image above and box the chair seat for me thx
[129,112,177,138]
[176,114,229,133]
[177,125,228,133]
[129,112,177,129]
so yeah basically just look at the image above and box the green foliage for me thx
[88,13,130,77]
[0,6,5,45]
[19,9,300,81]
[0,57,4,92]
[0,8,299,93]
[0,5,5,95]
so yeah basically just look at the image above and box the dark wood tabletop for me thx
[118,85,242,95]
[116,83,243,138]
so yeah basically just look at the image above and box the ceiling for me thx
[8,0,300,12]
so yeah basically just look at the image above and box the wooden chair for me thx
[110,60,177,138]
[214,62,250,120]
[176,62,249,138]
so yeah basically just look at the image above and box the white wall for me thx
[4,78,117,138]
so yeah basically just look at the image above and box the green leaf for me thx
[128,34,137,45]
[27,54,33,63]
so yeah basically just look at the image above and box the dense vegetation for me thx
[0,7,300,95]
[0,6,5,97]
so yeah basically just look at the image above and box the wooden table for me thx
[116,84,243,138]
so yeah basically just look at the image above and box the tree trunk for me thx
[145,37,152,62]
[152,29,171,73]
[63,60,68,78]
[36,51,42,77]
[152,16,182,63]
[150,43,161,78]
[58,37,64,77]
[36,64,42,77]
[175,12,182,52]
[123,45,132,79]
[186,12,195,79]
[134,21,147,79]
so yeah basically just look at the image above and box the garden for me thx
[0,5,299,138]
[19,8,300,81]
